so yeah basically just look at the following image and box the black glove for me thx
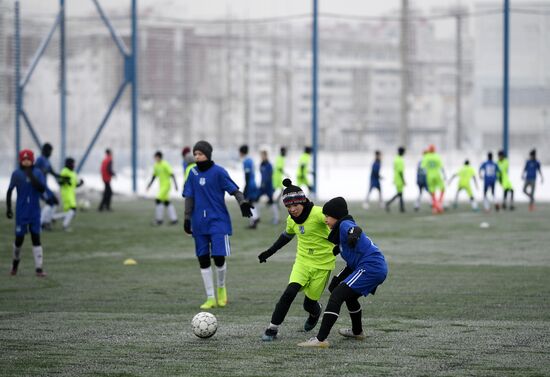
[6,208,13,219]
[240,201,254,217]
[332,245,341,256]
[184,219,192,234]
[258,249,275,263]
[347,226,362,248]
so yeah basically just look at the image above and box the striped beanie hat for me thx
[281,179,308,206]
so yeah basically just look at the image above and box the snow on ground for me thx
[1,151,547,206]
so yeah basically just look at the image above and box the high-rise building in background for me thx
[1,1,548,172]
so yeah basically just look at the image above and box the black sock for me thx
[12,259,20,271]
[346,297,363,334]
[317,312,339,341]
[271,283,301,325]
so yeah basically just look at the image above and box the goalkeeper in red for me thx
[183,141,254,309]
[258,179,337,342]
[298,197,387,348]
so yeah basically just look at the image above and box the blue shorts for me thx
[370,180,381,190]
[193,234,231,257]
[484,181,496,194]
[15,218,41,237]
[344,268,387,297]
[417,182,428,191]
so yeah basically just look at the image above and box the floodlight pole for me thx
[502,0,510,156]
[311,0,318,195]
[60,0,67,167]
[131,0,138,193]
[14,0,21,164]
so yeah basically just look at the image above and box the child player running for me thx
[258,179,342,342]
[298,196,387,348]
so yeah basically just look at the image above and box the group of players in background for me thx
[366,145,544,214]
[4,141,544,348]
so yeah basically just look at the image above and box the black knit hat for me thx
[193,140,213,160]
[322,197,349,220]
[281,179,308,206]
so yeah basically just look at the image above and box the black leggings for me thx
[317,283,362,341]
[198,254,225,269]
[270,282,320,326]
[15,233,41,247]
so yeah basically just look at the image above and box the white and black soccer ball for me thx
[191,312,217,338]
[78,199,91,211]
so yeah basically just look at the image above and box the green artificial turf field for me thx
[1,198,549,376]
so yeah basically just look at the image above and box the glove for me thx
[347,226,362,248]
[240,201,254,217]
[6,208,13,219]
[332,245,341,256]
[184,219,192,234]
[258,249,275,263]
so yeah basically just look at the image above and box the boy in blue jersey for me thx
[363,150,382,210]
[479,152,500,212]
[258,149,279,224]
[298,197,387,348]
[34,143,60,230]
[239,145,260,229]
[6,150,47,277]
[414,151,429,211]
[183,141,254,309]
[522,149,544,211]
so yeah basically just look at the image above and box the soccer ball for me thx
[78,199,91,211]
[191,312,217,338]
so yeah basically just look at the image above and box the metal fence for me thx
[1,0,549,177]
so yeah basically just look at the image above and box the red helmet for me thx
[427,144,436,153]
[19,149,35,163]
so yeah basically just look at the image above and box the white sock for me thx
[471,200,478,210]
[41,205,51,225]
[216,263,227,288]
[13,244,21,261]
[46,205,57,223]
[63,209,76,228]
[155,204,164,223]
[52,210,67,220]
[252,206,259,220]
[271,204,279,224]
[483,197,490,211]
[200,267,215,298]
[268,323,279,330]
[32,246,43,269]
[167,203,178,222]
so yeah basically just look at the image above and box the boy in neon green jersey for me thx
[258,179,335,341]
[448,160,478,211]
[273,146,287,200]
[58,157,84,231]
[421,144,446,214]
[497,150,514,210]
[146,151,179,225]
[296,146,313,192]
[385,146,406,213]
